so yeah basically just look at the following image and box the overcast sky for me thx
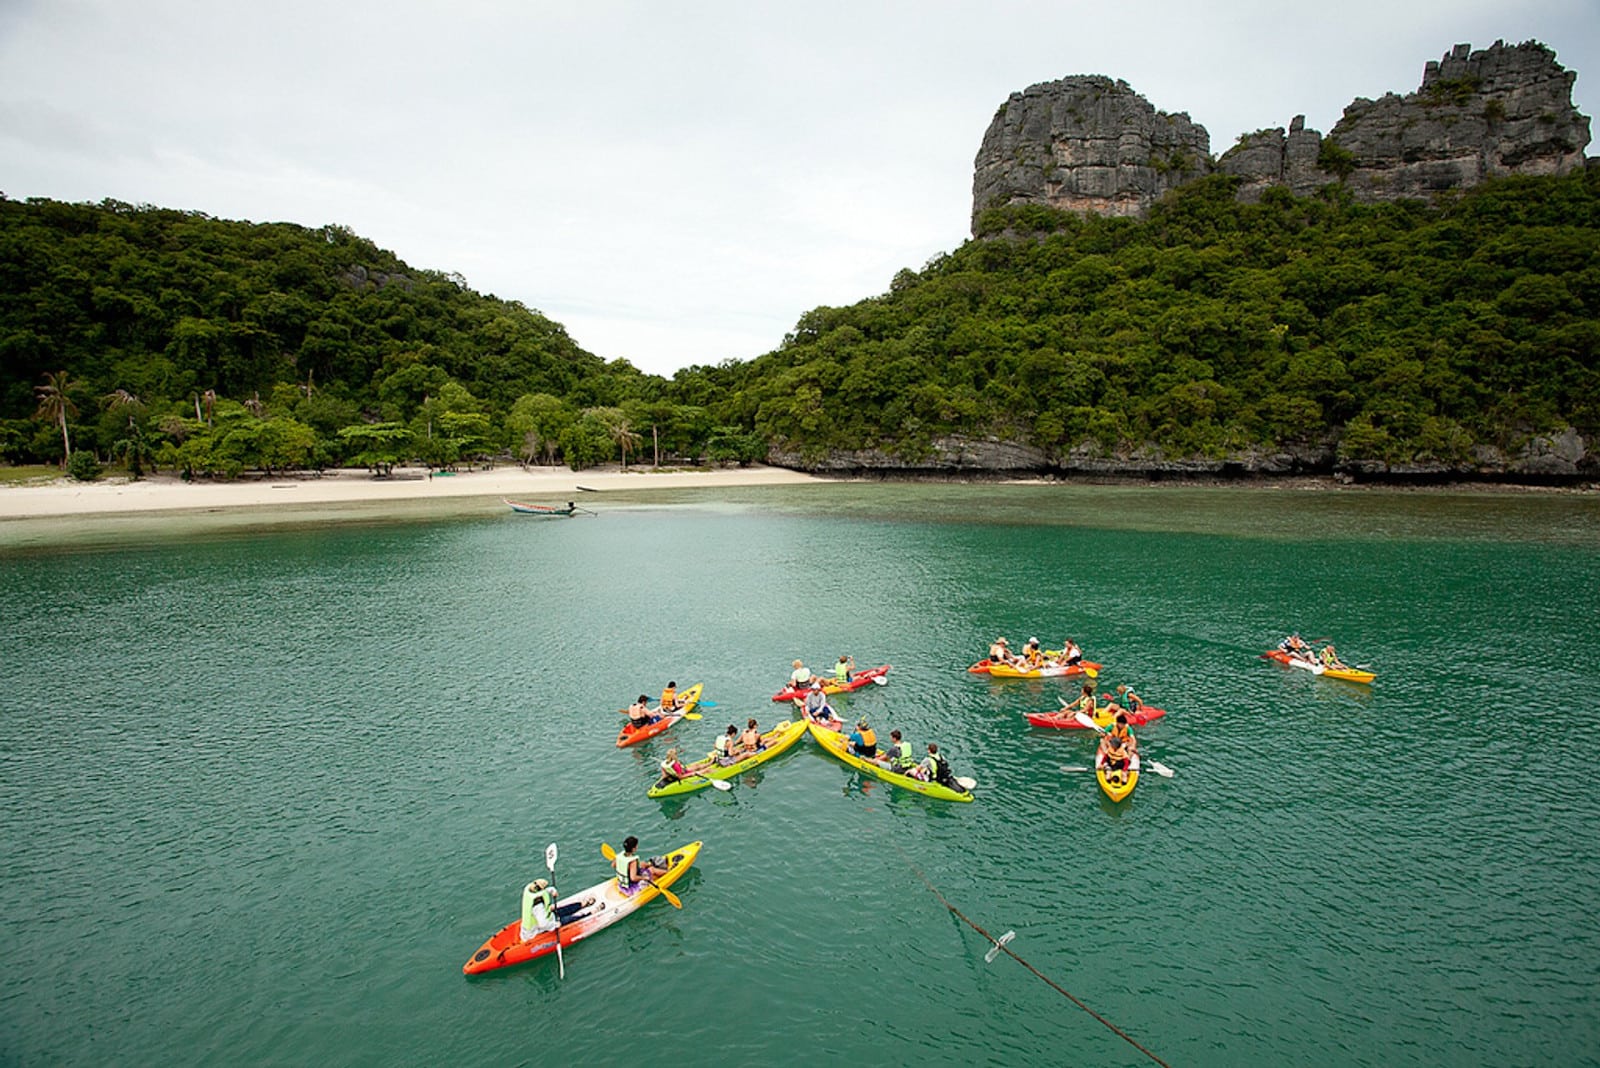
[2,1,1595,378]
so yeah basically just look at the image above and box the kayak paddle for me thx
[544,842,565,979]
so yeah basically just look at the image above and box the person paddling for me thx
[1099,728,1133,787]
[519,877,592,940]
[788,659,812,690]
[739,718,764,755]
[713,725,738,764]
[659,681,680,712]
[833,655,854,684]
[883,729,916,772]
[626,694,656,729]
[847,717,878,758]
[613,835,668,895]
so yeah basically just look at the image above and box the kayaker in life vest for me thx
[789,660,812,689]
[1112,683,1144,713]
[519,878,592,940]
[1064,682,1098,715]
[714,725,738,764]
[614,836,668,894]
[988,637,1012,666]
[1320,645,1348,670]
[626,695,656,728]
[917,743,957,787]
[834,655,854,683]
[739,718,764,754]
[883,729,916,772]
[1099,731,1132,785]
[659,681,679,711]
[1023,637,1045,667]
[847,718,878,758]
[656,747,693,788]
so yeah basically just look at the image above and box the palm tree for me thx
[34,371,77,466]
[102,388,151,478]
[605,413,641,471]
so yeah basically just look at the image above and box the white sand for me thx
[0,464,828,519]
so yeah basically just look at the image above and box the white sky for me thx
[2,1,1596,378]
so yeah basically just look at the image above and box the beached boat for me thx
[462,841,701,975]
[647,719,807,797]
[504,498,590,517]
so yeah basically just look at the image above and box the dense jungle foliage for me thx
[0,196,762,474]
[721,170,1600,467]
[2,169,1597,477]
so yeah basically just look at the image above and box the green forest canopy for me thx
[2,168,1597,477]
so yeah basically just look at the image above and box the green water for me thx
[3,483,1598,1066]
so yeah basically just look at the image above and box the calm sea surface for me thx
[2,482,1597,1066]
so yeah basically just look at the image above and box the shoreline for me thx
[0,464,828,520]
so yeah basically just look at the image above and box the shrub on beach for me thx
[66,450,101,481]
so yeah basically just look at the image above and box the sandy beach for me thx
[0,464,827,520]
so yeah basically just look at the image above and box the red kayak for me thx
[615,684,703,748]
[771,664,890,702]
[1023,705,1167,729]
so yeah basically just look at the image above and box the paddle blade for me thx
[870,675,888,685]
[1059,765,1091,773]
[545,842,558,872]
[1074,711,1101,732]
[601,842,616,861]
[1085,667,1099,679]
[655,883,682,909]
[698,699,718,708]
[1148,760,1175,778]
[683,711,702,720]
[709,778,733,792]
[955,776,977,791]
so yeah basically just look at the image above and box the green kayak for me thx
[647,719,807,797]
[807,721,974,802]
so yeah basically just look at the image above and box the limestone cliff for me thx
[974,40,1592,225]
[970,76,1213,228]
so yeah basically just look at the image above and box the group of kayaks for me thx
[466,634,1377,976]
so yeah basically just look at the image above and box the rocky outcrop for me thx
[971,76,1213,227]
[976,40,1592,225]
[1216,115,1327,202]
[1327,41,1590,199]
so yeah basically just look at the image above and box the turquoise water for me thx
[2,483,1598,1066]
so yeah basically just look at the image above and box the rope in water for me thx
[896,848,1170,1068]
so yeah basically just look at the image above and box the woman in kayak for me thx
[614,836,668,893]
[1054,639,1083,667]
[988,637,1017,667]
[738,718,764,754]
[626,695,656,729]
[659,681,680,711]
[713,725,739,764]
[1064,682,1098,716]
[655,747,695,788]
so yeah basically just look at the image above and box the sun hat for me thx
[857,717,869,728]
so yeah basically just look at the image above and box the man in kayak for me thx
[614,836,668,894]
[988,637,1017,667]
[833,655,854,683]
[799,682,841,729]
[1023,637,1045,668]
[847,717,878,758]
[916,743,959,789]
[1099,729,1133,787]
[625,695,657,729]
[519,877,593,940]
[659,681,680,712]
[1319,644,1349,670]
[882,729,916,772]
[1110,683,1144,713]
[788,660,813,690]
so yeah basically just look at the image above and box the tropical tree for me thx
[33,370,77,465]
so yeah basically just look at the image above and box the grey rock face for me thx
[976,41,1591,226]
[970,76,1213,227]
[1330,40,1590,200]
